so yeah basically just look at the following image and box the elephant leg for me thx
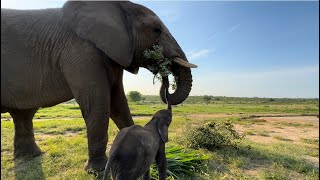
[9,108,41,158]
[76,91,110,172]
[110,81,134,129]
[115,173,136,180]
[142,169,150,180]
[61,56,113,171]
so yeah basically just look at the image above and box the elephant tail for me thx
[103,152,116,180]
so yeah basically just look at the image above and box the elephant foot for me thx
[14,143,42,158]
[85,156,107,173]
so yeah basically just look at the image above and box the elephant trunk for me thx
[160,63,192,105]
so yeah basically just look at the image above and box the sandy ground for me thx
[234,116,319,169]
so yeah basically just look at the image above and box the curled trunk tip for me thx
[160,65,192,105]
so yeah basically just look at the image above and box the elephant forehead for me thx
[154,110,171,118]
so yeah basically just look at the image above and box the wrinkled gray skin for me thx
[104,87,172,180]
[1,1,194,171]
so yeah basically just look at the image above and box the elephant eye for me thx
[153,28,162,35]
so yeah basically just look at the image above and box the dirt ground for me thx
[235,116,319,168]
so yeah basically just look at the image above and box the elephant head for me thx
[62,1,197,105]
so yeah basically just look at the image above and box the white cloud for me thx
[158,10,181,23]
[187,49,214,60]
[227,24,240,33]
[207,33,218,41]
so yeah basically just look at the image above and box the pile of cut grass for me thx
[150,145,208,179]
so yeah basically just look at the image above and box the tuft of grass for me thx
[258,163,291,180]
[243,130,256,136]
[273,136,292,141]
[274,122,314,128]
[300,138,319,145]
[257,131,270,137]
[150,145,208,179]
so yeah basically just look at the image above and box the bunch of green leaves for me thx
[143,45,172,77]
[149,145,208,179]
[184,122,244,150]
[143,45,177,90]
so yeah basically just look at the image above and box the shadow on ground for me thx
[207,144,319,177]
[14,155,45,180]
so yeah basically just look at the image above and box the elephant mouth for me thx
[142,45,197,105]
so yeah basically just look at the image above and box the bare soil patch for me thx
[258,116,319,123]
[235,116,319,169]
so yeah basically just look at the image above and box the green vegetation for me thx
[183,122,244,150]
[1,96,319,179]
[300,138,319,145]
[150,146,208,179]
[3,96,318,119]
[127,91,143,102]
[143,45,173,78]
[257,131,271,137]
[274,122,314,128]
[203,95,212,104]
[273,136,292,141]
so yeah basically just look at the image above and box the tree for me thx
[203,95,212,104]
[128,91,142,102]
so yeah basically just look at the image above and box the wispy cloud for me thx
[187,49,214,60]
[157,10,181,23]
[227,24,241,33]
[207,33,218,41]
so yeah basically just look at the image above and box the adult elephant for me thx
[1,1,197,171]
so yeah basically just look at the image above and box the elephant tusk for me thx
[172,58,198,68]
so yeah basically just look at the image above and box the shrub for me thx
[127,91,142,102]
[184,122,244,150]
[203,95,212,104]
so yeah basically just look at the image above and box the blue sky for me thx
[2,1,319,98]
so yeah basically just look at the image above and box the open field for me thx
[1,97,319,179]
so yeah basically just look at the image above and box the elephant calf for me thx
[103,88,172,180]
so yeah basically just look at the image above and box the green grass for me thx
[150,146,209,179]
[300,138,319,145]
[257,130,272,137]
[1,99,318,119]
[273,136,293,142]
[274,122,314,128]
[1,99,319,179]
[2,117,319,179]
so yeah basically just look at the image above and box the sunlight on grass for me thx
[1,98,319,179]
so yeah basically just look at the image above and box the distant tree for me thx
[128,91,142,102]
[214,97,221,101]
[141,96,146,103]
[269,98,275,102]
[203,95,212,104]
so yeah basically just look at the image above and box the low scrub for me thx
[183,122,244,150]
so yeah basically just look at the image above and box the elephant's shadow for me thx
[14,155,45,180]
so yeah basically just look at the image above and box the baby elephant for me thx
[103,89,172,180]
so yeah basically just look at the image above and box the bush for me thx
[184,122,244,150]
[203,95,212,104]
[127,91,142,102]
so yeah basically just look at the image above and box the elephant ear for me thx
[62,1,133,67]
[158,119,169,143]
